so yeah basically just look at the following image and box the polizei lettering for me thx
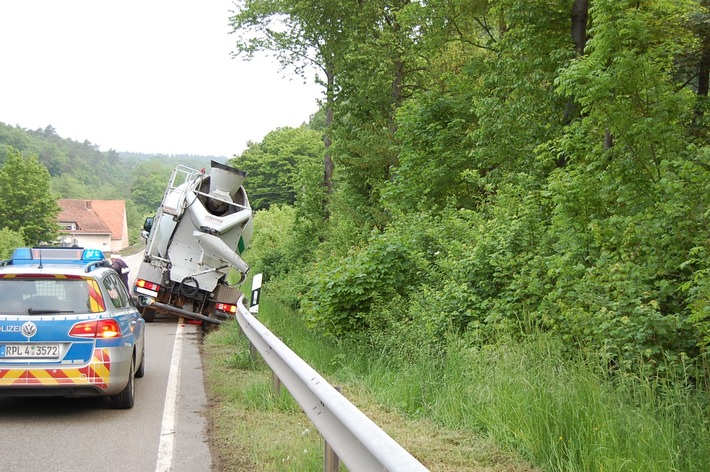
[0,325,21,333]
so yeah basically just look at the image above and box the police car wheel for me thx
[110,358,135,409]
[135,346,145,379]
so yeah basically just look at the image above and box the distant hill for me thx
[119,152,228,169]
[0,122,226,200]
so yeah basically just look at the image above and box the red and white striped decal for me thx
[0,348,111,388]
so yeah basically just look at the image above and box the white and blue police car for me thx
[0,247,145,409]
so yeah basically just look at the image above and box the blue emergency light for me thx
[9,247,106,265]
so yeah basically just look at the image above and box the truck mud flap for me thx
[213,284,243,304]
[136,262,166,285]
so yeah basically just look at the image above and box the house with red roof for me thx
[57,199,129,252]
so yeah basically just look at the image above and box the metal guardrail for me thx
[235,277,429,472]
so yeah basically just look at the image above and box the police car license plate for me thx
[0,344,59,358]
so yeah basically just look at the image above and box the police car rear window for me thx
[0,277,105,314]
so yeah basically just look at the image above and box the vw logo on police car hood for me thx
[21,321,37,338]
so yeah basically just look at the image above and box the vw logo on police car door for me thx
[21,321,37,338]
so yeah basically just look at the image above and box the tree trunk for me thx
[571,0,589,56]
[323,66,335,219]
[692,34,710,132]
[560,0,592,166]
[697,36,710,98]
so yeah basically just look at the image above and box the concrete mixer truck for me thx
[132,161,253,324]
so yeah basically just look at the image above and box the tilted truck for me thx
[132,161,253,324]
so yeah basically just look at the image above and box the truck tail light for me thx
[69,319,122,338]
[215,302,237,314]
[135,279,161,292]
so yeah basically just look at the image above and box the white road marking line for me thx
[156,322,185,472]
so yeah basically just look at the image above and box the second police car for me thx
[0,247,145,408]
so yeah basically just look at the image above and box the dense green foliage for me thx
[235,0,710,393]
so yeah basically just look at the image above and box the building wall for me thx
[113,209,130,251]
[58,234,112,251]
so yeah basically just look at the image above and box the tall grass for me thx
[256,294,710,472]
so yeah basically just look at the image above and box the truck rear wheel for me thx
[141,307,156,323]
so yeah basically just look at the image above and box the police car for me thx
[0,247,145,409]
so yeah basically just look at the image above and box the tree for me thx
[231,126,323,210]
[129,162,172,213]
[0,227,26,259]
[51,174,92,199]
[230,0,348,212]
[0,148,60,245]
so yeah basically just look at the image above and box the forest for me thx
[231,0,710,472]
[1,0,709,468]
[229,2,710,467]
[227,2,710,469]
[232,0,710,386]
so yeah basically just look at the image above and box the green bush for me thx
[0,227,25,259]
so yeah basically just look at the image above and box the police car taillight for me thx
[215,302,237,314]
[69,319,121,338]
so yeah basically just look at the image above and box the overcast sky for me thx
[0,1,322,157]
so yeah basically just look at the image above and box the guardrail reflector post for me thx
[249,273,262,315]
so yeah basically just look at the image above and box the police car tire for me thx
[135,346,145,379]
[110,358,135,409]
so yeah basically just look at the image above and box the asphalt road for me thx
[0,251,213,472]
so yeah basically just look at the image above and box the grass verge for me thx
[203,292,710,471]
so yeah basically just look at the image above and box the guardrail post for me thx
[249,341,258,362]
[323,386,342,472]
[272,371,282,396]
[324,440,340,472]
[237,325,258,362]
